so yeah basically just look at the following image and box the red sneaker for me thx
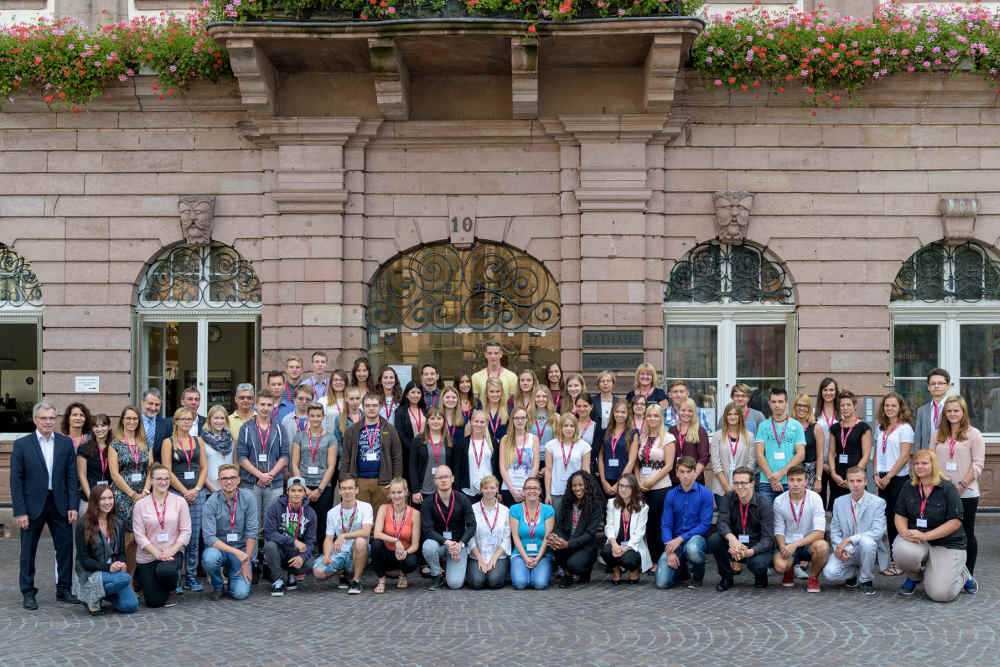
[782,570,795,587]
[807,576,821,593]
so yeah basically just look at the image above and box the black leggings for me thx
[311,485,335,552]
[962,496,979,575]
[554,543,598,577]
[371,541,419,577]
[135,553,182,608]
[600,541,641,572]
[645,487,667,564]
[878,475,908,560]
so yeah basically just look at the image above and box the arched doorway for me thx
[134,243,262,417]
[367,241,561,384]
[0,243,42,432]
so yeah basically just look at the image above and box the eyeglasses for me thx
[928,381,949,387]
[236,395,253,401]
[732,481,752,486]
[218,476,239,482]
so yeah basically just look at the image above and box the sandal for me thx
[397,575,408,589]
[881,565,903,577]
[611,567,621,585]
[374,580,386,594]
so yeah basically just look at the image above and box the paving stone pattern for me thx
[0,526,997,665]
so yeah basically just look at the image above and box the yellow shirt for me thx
[470,367,518,404]
[228,409,255,442]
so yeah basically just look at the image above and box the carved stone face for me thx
[713,191,753,244]
[178,197,215,246]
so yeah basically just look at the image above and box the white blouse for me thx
[873,422,914,477]
[468,501,511,561]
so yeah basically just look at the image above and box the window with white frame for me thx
[891,240,1000,434]
[664,240,796,426]
[0,243,42,433]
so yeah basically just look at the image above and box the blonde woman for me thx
[334,386,363,448]
[528,386,559,454]
[499,408,540,507]
[668,397,709,486]
[372,477,421,593]
[626,362,668,408]
[543,413,590,514]
[481,377,509,444]
[467,475,511,589]
[710,402,756,502]
[161,407,209,592]
[932,395,983,591]
[508,368,538,413]
[791,393,825,492]
[458,410,497,502]
[201,405,234,492]
[636,404,676,566]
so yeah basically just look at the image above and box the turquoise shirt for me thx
[510,503,555,557]
[755,417,806,483]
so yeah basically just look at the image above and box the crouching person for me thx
[263,476,317,596]
[313,475,372,595]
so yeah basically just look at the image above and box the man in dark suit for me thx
[174,385,208,438]
[11,402,79,610]
[140,388,173,461]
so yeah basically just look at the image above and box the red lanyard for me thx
[744,407,750,421]
[308,430,323,462]
[849,499,858,528]
[622,510,631,540]
[608,429,625,457]
[435,492,455,527]
[72,435,85,450]
[447,421,457,440]
[668,405,678,423]
[577,418,590,436]
[340,504,358,535]
[771,418,789,449]
[516,433,527,468]
[429,435,443,464]
[571,505,581,529]
[729,434,740,458]
[256,420,272,457]
[560,441,574,468]
[295,417,307,432]
[881,424,898,455]
[525,504,541,539]
[643,436,655,465]
[125,440,140,468]
[152,494,167,530]
[918,483,931,518]
[534,418,545,442]
[388,506,409,542]
[228,495,238,530]
[789,495,805,527]
[948,437,958,460]
[409,407,423,433]
[488,411,501,435]
[932,402,940,429]
[285,383,294,404]
[427,392,440,409]
[179,435,195,470]
[287,503,303,537]
[382,398,394,421]
[471,438,487,468]
[632,417,643,433]
[365,423,380,449]
[481,503,500,534]
[738,500,750,533]
[640,386,653,400]
[840,419,857,453]
[824,408,835,426]
[98,445,108,477]
[488,366,503,379]
[551,390,561,411]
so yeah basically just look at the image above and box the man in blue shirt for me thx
[754,387,805,506]
[664,380,715,433]
[655,456,715,589]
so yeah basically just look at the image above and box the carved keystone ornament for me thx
[939,197,978,246]
[179,196,216,246]
[713,190,754,244]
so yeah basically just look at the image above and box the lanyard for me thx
[515,433,527,468]
[426,391,440,409]
[435,492,455,528]
[308,430,323,462]
[738,500,750,534]
[285,382,295,404]
[560,441,574,468]
[471,438,487,468]
[571,505,581,529]
[668,405,678,424]
[462,404,473,420]
[488,410,501,435]
[481,503,500,535]
[365,423,380,450]
[447,421,457,440]
[622,510,631,541]
[228,495,238,530]
[295,417,307,432]
[152,494,167,530]
[788,495,805,528]
[839,419,857,453]
[918,483,931,518]
[287,503,303,537]
[389,506,409,542]
[340,504,358,535]
[729,434,740,458]
[771,418,789,450]
[488,366,503,379]
[179,435,195,470]
[643,436,655,465]
[98,445,108,477]
[382,398,394,421]
[608,429,625,457]
[631,417,643,434]
[932,402,940,429]
[429,434,443,465]
[524,504,541,540]
[534,417,545,442]
[256,420,272,458]
[849,499,859,529]
[948,437,958,460]
[881,424,898,455]
[409,407,423,434]
[125,440,140,468]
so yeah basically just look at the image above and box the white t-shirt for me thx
[469,501,511,562]
[874,423,914,476]
[600,400,613,429]
[773,489,826,542]
[464,437,494,497]
[325,501,374,550]
[544,439,590,496]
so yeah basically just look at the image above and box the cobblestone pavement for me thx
[0,525,997,666]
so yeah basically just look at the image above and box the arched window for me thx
[663,240,795,425]
[0,243,42,431]
[135,243,262,417]
[891,240,1000,433]
[367,241,561,381]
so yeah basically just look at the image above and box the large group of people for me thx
[9,343,984,613]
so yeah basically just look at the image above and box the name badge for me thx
[431,466,438,475]
[510,471,527,489]
[107,557,113,565]
[156,532,169,543]
[916,518,928,528]
[442,531,453,540]
[226,532,239,542]
[129,473,143,482]
[641,466,653,476]
[787,533,803,543]
[307,466,319,475]
[485,536,498,548]
[525,542,539,553]
[945,462,958,472]
[729,462,737,473]
[839,454,849,464]
[773,451,786,461]
[608,458,620,467]
[257,453,268,463]
[183,471,196,480]
[365,452,379,462]
[738,534,750,544]
[95,480,109,487]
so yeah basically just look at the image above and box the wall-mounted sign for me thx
[582,330,644,349]
[581,352,645,371]
[75,376,100,393]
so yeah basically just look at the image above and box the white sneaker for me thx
[794,566,810,580]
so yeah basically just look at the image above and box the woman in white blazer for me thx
[600,473,652,583]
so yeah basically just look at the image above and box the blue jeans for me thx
[510,553,552,590]
[100,571,138,613]
[172,488,205,580]
[421,539,469,590]
[655,535,708,589]
[757,482,788,507]
[201,547,251,600]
